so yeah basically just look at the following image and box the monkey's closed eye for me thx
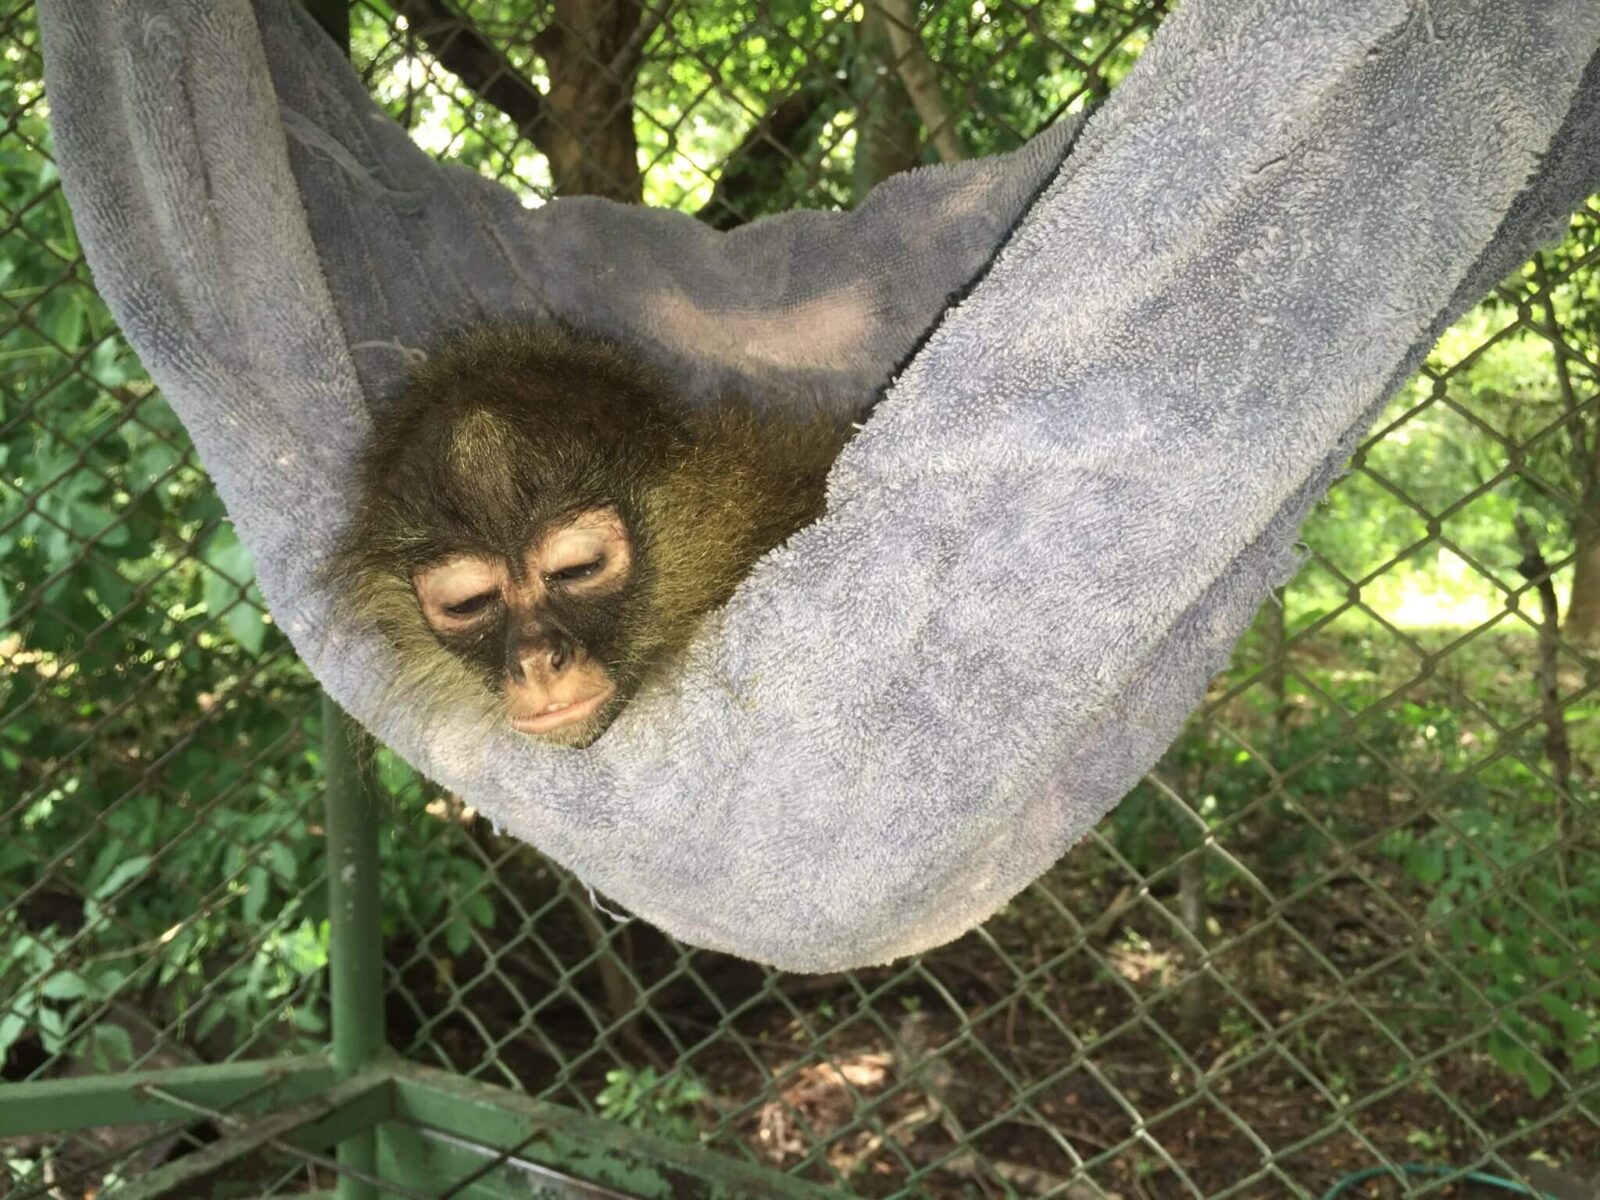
[547,559,603,583]
[444,592,497,617]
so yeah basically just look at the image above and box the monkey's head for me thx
[335,325,695,747]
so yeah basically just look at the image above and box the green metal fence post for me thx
[322,693,383,1200]
[302,6,377,1193]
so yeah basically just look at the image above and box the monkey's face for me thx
[411,505,642,745]
[336,323,716,748]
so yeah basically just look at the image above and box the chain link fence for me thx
[2,0,1597,1196]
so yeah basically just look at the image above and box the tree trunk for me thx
[872,0,968,163]
[390,0,647,202]
[1177,844,1210,1041]
[698,82,834,229]
[1266,585,1289,739]
[1564,521,1600,644]
[1516,519,1574,779]
[851,6,922,200]
[1529,255,1600,646]
[534,0,646,202]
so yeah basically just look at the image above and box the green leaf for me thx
[40,971,91,1000]
[38,287,86,353]
[1523,1057,1552,1099]
[202,524,268,655]
[375,748,417,794]
[280,921,328,975]
[1405,842,1446,886]
[1536,993,1589,1045]
[89,1023,135,1071]
[88,562,134,611]
[243,865,270,923]
[0,1011,29,1058]
[35,1005,66,1050]
[1487,1036,1524,1079]
[265,840,299,884]
[195,1000,232,1043]
[93,854,154,900]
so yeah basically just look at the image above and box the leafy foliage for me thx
[595,1065,710,1142]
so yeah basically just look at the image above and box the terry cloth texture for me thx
[38,0,1600,969]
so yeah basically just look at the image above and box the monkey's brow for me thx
[549,500,621,524]
[410,546,503,574]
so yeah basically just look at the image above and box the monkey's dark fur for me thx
[332,323,848,744]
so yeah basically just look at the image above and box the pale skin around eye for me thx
[412,507,633,632]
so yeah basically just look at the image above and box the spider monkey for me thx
[332,323,849,746]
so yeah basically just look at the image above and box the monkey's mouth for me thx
[509,685,616,736]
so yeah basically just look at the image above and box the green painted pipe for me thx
[322,688,382,1197]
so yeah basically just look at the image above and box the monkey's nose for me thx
[508,629,576,683]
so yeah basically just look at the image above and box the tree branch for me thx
[1514,515,1574,791]
[872,0,969,163]
[389,0,549,148]
[393,0,646,201]
[608,0,668,80]
[697,84,834,229]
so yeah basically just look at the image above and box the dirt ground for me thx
[384,841,1598,1200]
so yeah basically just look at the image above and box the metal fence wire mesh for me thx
[2,0,1598,1197]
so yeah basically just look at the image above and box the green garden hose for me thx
[1322,1163,1566,1200]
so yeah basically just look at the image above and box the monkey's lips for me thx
[508,685,616,736]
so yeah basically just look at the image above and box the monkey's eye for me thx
[443,592,497,618]
[547,559,604,584]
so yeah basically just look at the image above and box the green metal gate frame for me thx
[0,698,844,1200]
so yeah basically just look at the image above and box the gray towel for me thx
[38,0,1600,970]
